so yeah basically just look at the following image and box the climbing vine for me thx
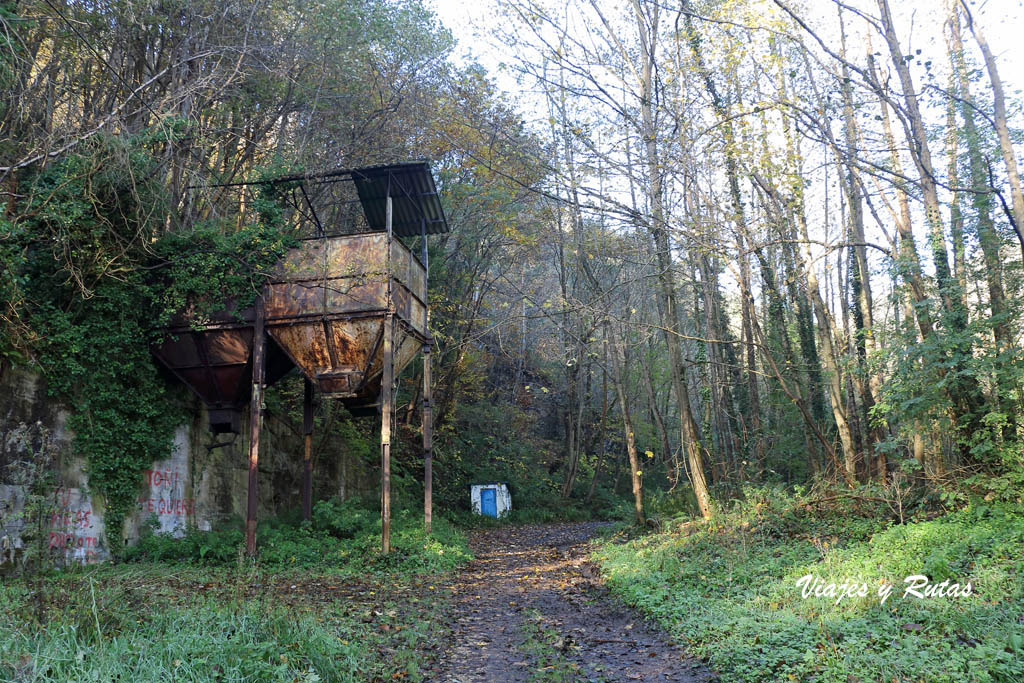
[0,129,298,548]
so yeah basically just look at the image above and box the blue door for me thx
[480,488,498,517]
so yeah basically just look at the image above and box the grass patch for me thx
[2,502,471,681]
[126,499,471,576]
[594,486,1024,682]
[1,565,452,681]
[3,602,368,681]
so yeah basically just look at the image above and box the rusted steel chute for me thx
[151,303,294,434]
[153,161,449,556]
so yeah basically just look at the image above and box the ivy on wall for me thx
[0,128,298,548]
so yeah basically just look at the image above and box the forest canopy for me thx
[2,0,1023,522]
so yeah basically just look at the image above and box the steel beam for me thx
[381,194,393,554]
[302,377,314,522]
[423,343,433,534]
[245,297,265,556]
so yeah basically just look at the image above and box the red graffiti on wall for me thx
[49,508,90,529]
[47,487,100,563]
[48,531,97,549]
[138,469,193,517]
[143,469,180,488]
[136,497,195,515]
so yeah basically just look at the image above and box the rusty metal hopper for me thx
[152,304,294,433]
[265,232,428,401]
[151,161,450,554]
[153,160,448,424]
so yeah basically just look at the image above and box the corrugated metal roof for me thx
[195,159,450,237]
[351,161,449,236]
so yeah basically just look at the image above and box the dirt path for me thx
[434,522,716,682]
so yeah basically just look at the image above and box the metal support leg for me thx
[245,298,265,557]
[302,377,314,522]
[423,344,433,534]
[381,313,394,554]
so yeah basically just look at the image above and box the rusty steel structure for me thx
[265,231,427,409]
[150,303,294,434]
[153,161,448,555]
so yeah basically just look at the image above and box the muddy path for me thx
[433,522,716,682]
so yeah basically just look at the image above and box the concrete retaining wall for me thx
[0,364,377,567]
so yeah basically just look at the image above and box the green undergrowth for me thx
[2,498,468,681]
[595,486,1024,682]
[2,603,366,681]
[126,498,472,576]
[0,562,451,682]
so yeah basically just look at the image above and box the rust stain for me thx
[265,281,324,319]
[270,325,331,373]
[203,329,252,364]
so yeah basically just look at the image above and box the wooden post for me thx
[246,297,265,556]
[423,343,433,534]
[302,377,314,522]
[381,313,394,554]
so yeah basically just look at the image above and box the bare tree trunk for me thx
[586,359,610,504]
[838,22,884,478]
[743,220,842,473]
[634,0,712,517]
[877,0,963,319]
[796,208,858,486]
[865,41,934,342]
[638,341,672,472]
[608,322,644,525]
[696,255,740,481]
[684,3,763,480]
[961,1,1024,262]
[948,8,1011,351]
[544,57,586,498]
[513,264,527,401]
[943,33,967,293]
[737,234,764,478]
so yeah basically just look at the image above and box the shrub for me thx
[125,501,472,575]
[595,486,1024,682]
[126,519,244,565]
